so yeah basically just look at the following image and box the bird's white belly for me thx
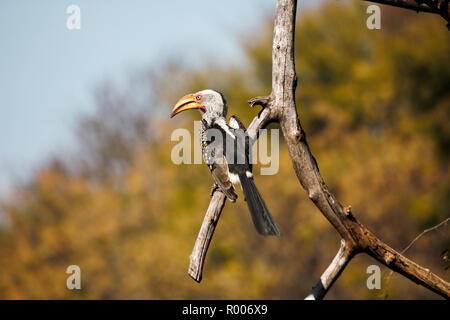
[229,171,253,185]
[229,172,240,185]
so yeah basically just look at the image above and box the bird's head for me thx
[170,89,227,122]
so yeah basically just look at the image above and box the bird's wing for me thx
[229,115,246,130]
[210,154,234,193]
[209,155,237,202]
[203,121,237,201]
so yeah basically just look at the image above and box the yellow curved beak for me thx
[170,94,202,118]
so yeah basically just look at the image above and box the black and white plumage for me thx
[171,89,280,236]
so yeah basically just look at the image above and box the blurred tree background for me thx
[0,1,448,299]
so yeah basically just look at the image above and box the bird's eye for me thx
[196,95,201,101]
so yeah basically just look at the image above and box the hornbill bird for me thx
[170,89,280,236]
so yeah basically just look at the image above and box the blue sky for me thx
[0,0,320,197]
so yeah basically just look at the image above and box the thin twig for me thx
[382,217,449,296]
[401,217,449,254]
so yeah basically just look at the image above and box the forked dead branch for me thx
[188,0,450,299]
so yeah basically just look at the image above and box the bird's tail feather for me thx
[239,173,280,236]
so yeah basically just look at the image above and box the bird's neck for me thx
[202,114,236,140]
[202,112,226,127]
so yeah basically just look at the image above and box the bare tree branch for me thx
[254,0,450,299]
[362,0,450,25]
[188,190,227,282]
[305,240,353,300]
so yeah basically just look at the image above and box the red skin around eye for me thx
[196,95,206,112]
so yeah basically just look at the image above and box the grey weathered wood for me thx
[266,0,449,299]
[188,0,450,299]
[305,240,352,300]
[188,190,226,282]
